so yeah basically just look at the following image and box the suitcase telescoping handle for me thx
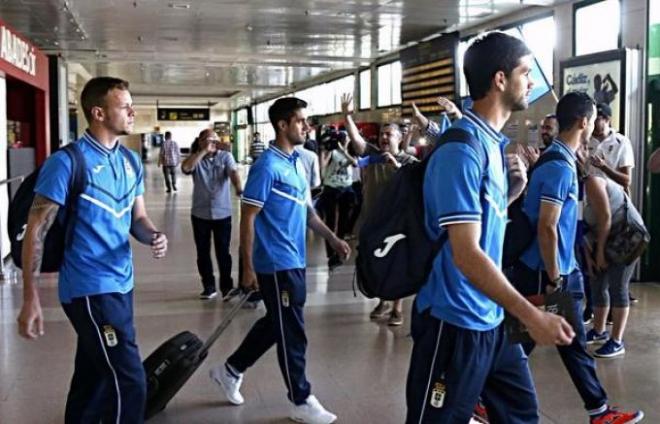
[198,290,256,358]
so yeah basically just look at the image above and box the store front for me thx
[0,19,49,260]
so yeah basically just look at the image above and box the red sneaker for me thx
[472,400,489,424]
[590,408,644,424]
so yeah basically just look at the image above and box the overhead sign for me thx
[0,25,37,76]
[157,108,210,121]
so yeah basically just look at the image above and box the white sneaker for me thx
[209,363,244,405]
[290,395,337,424]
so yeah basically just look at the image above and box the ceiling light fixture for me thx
[168,3,190,9]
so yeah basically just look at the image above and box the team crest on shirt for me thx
[124,157,135,177]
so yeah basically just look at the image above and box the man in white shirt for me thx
[588,103,635,192]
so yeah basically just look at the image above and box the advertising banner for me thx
[563,59,621,130]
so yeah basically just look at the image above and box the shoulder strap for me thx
[530,150,569,174]
[438,127,488,172]
[60,143,87,205]
[59,142,87,249]
[428,127,487,173]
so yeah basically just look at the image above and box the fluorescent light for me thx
[168,3,190,9]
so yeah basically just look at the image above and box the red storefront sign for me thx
[0,19,48,90]
[0,18,50,163]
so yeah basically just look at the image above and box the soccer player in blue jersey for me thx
[405,31,575,423]
[510,92,644,424]
[17,77,167,423]
[210,97,351,424]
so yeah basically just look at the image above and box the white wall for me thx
[0,74,9,259]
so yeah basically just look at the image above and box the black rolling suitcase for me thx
[143,291,253,420]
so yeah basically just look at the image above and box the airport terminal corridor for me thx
[1,162,659,424]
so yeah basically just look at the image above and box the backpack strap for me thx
[427,127,487,174]
[529,150,569,173]
[59,142,87,248]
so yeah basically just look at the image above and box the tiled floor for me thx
[1,162,659,423]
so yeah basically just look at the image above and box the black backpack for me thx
[501,150,569,268]
[355,128,486,300]
[8,143,87,273]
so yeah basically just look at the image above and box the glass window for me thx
[360,69,371,109]
[378,64,392,106]
[458,15,555,98]
[391,61,402,105]
[575,0,620,56]
[331,75,355,113]
[458,37,477,97]
[293,75,355,116]
[521,16,555,82]
[377,61,402,107]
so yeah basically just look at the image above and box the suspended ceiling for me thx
[0,0,564,107]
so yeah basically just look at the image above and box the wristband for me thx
[548,276,562,288]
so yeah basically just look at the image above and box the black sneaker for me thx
[200,288,218,300]
[629,293,639,304]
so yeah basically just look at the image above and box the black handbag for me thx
[605,194,650,265]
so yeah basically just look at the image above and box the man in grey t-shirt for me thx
[182,128,243,299]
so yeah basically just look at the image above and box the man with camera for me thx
[341,93,417,326]
[319,128,357,269]
[182,128,243,300]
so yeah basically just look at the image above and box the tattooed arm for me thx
[17,195,60,339]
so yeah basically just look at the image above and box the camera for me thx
[320,128,347,151]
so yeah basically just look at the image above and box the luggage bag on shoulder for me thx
[7,143,87,272]
[143,291,254,420]
[355,128,486,300]
[501,150,570,268]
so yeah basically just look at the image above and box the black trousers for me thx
[320,185,355,257]
[191,215,233,295]
[162,166,177,191]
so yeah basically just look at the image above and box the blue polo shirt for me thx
[416,109,509,331]
[241,145,309,273]
[35,131,144,303]
[520,140,579,275]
